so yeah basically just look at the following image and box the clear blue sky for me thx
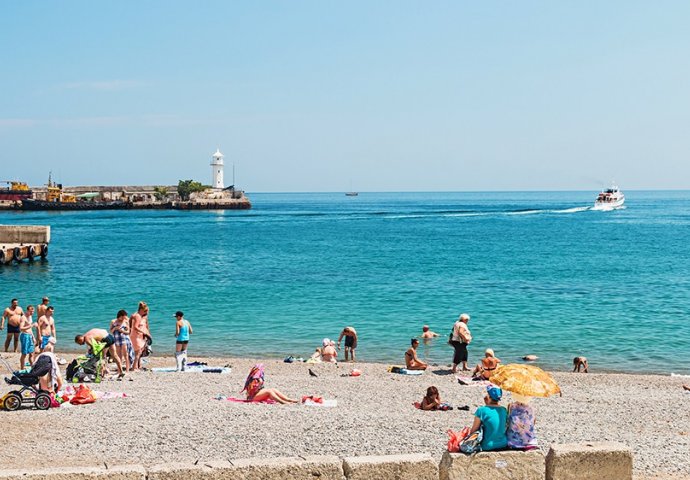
[1,1,689,191]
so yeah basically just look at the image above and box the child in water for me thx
[174,311,193,372]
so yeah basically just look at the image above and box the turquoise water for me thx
[1,191,689,373]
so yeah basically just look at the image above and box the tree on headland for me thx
[177,180,207,201]
[153,186,169,201]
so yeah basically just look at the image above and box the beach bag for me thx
[242,364,265,400]
[459,430,482,454]
[70,385,97,405]
[447,427,470,452]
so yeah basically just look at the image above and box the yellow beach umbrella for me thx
[489,364,561,398]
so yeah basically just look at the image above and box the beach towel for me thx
[388,366,424,375]
[214,395,276,405]
[151,366,231,374]
[414,402,453,410]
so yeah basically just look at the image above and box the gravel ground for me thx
[1,353,688,478]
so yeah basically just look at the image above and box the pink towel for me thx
[218,396,276,404]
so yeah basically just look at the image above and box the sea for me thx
[1,191,688,374]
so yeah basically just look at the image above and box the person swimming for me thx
[421,325,439,339]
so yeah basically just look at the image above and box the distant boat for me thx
[593,184,625,210]
[345,192,358,197]
[0,181,32,201]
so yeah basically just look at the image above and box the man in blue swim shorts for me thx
[37,306,57,352]
[18,305,37,369]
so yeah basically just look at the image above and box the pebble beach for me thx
[1,353,689,479]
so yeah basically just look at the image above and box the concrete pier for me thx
[0,225,50,264]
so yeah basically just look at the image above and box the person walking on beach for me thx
[74,328,125,378]
[2,298,23,352]
[110,310,133,372]
[450,313,472,373]
[18,305,37,369]
[174,311,192,372]
[337,326,358,362]
[130,301,151,371]
[37,306,57,352]
[405,338,428,370]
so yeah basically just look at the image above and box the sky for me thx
[1,1,690,192]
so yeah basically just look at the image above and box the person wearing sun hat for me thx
[469,385,508,451]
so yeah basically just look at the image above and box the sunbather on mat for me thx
[242,364,297,404]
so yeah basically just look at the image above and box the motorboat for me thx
[593,184,625,210]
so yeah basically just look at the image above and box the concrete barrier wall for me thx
[545,442,633,480]
[440,450,545,480]
[0,225,51,244]
[0,444,634,480]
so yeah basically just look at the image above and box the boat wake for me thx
[592,205,627,212]
[200,205,597,222]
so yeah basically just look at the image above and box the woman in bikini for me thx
[405,338,429,370]
[472,348,501,380]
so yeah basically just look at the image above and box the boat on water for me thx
[345,192,358,197]
[593,184,625,210]
[0,181,33,201]
[19,175,129,211]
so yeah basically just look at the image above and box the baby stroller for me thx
[66,353,103,383]
[1,355,52,411]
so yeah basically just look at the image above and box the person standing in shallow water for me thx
[450,313,472,373]
[337,326,358,362]
[174,311,192,372]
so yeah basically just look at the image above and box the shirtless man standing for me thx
[37,297,50,319]
[19,305,37,368]
[2,298,23,352]
[37,306,57,352]
[75,328,124,378]
[337,326,358,362]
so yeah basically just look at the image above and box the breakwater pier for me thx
[0,225,50,264]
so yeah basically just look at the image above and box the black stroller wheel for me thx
[35,392,51,410]
[4,392,22,411]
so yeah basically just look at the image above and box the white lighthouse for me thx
[211,148,224,189]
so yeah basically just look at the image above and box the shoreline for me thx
[39,346,690,378]
[1,352,689,478]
